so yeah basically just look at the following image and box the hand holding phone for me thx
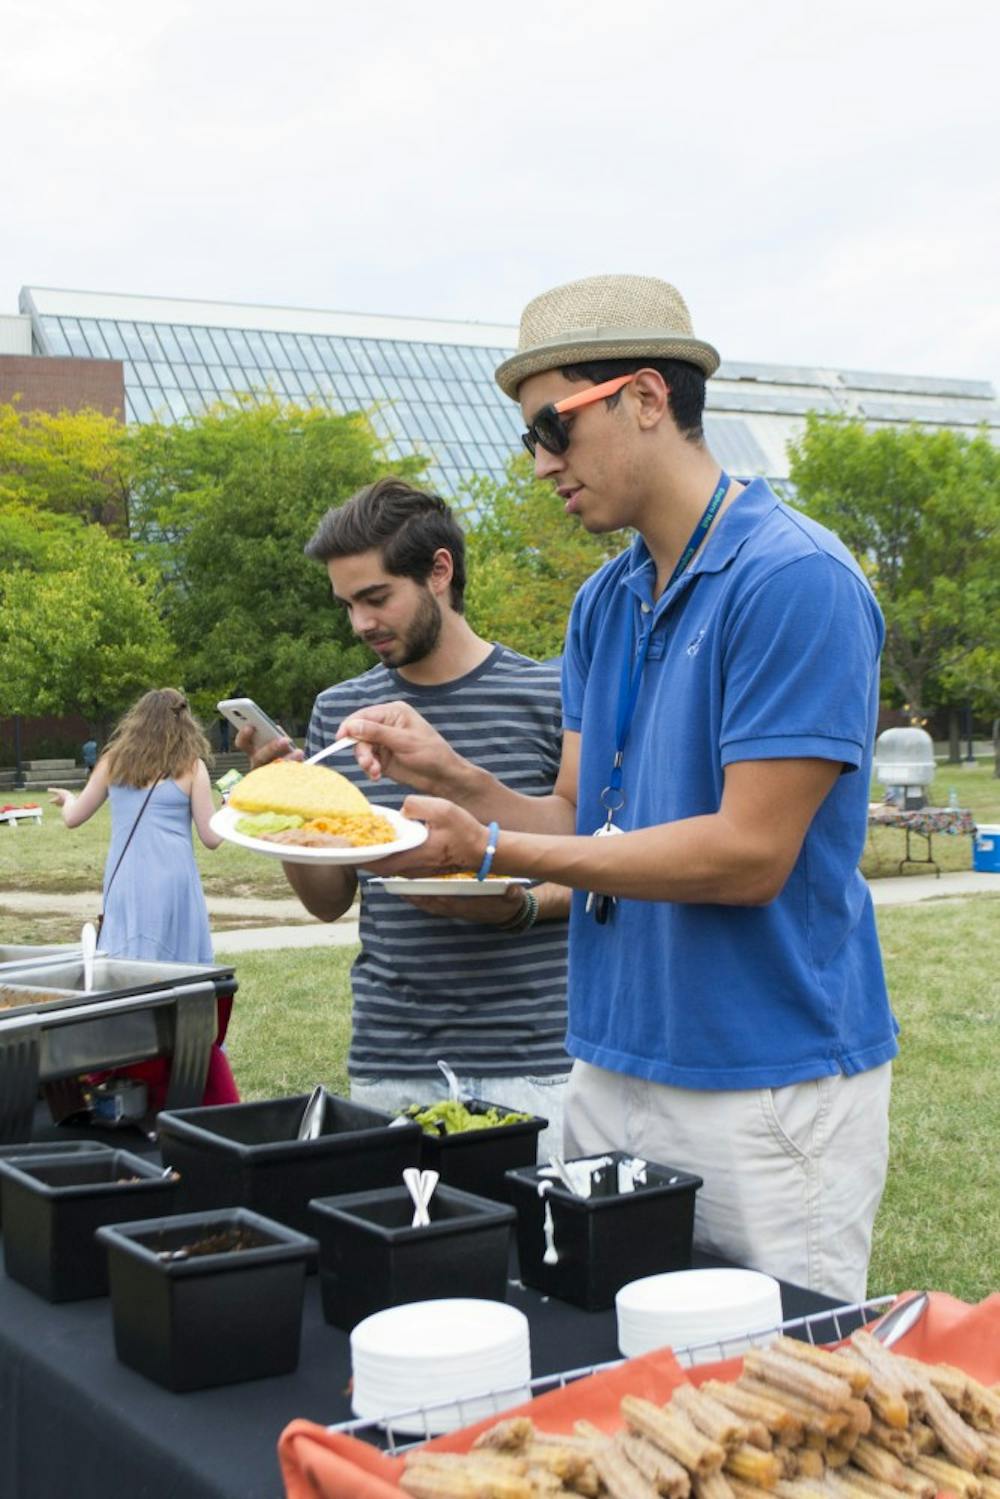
[212,695,287,767]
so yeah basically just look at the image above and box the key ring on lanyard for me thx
[586,470,731,925]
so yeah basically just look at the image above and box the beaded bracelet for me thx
[477,820,500,881]
[499,887,539,935]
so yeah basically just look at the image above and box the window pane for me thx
[78,319,109,358]
[299,336,326,373]
[226,328,254,365]
[155,325,184,362]
[166,388,190,418]
[192,327,217,362]
[208,327,236,363]
[61,318,89,356]
[153,361,178,388]
[41,317,70,354]
[244,330,269,364]
[173,325,201,363]
[128,388,153,421]
[138,323,167,360]
[262,331,288,367]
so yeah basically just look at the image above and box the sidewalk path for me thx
[4,871,998,956]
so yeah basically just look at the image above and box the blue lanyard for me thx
[606,471,730,804]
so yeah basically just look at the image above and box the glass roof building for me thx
[16,286,1000,495]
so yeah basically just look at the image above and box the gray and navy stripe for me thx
[307,645,569,1079]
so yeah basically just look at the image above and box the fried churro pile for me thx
[398,1329,1000,1499]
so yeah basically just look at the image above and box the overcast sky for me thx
[4,0,999,383]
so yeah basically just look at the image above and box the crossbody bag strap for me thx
[103,777,163,903]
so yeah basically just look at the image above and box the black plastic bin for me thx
[0,1140,113,1231]
[506,1152,703,1310]
[156,1093,422,1234]
[413,1098,547,1203]
[0,1149,179,1301]
[310,1183,515,1330]
[97,1207,315,1391]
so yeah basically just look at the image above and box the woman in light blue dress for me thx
[48,689,238,1105]
[49,689,222,961]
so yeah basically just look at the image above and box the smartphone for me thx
[216,697,285,749]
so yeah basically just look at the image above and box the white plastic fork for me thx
[303,737,357,766]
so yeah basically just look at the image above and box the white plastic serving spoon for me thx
[80,921,98,994]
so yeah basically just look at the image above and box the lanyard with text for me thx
[587,470,731,923]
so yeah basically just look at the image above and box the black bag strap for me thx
[103,777,163,903]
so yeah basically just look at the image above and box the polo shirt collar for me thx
[621,478,781,605]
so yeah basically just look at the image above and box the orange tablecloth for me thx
[278,1290,1000,1499]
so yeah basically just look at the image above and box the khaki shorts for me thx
[563,1057,892,1304]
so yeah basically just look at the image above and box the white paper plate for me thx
[350,1299,532,1435]
[209,803,427,866]
[366,877,532,897]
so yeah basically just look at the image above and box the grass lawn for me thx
[3,759,997,898]
[3,765,998,1306]
[0,789,292,899]
[216,894,999,1305]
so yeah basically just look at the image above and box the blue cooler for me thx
[973,824,1000,872]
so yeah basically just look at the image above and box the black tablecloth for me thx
[0,1118,851,1499]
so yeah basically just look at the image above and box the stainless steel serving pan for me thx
[0,944,81,973]
[0,958,236,1144]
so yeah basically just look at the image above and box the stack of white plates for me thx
[350,1298,532,1435]
[616,1267,782,1366]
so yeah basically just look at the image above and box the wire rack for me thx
[329,1293,895,1453]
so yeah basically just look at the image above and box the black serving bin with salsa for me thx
[505,1152,703,1311]
[309,1182,516,1330]
[0,1140,113,1231]
[156,1093,422,1234]
[0,1148,179,1301]
[97,1206,315,1391]
[412,1099,547,1203]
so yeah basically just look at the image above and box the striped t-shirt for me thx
[306,644,569,1080]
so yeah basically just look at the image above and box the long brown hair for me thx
[103,689,213,788]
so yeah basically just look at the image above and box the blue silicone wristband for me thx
[477,821,500,881]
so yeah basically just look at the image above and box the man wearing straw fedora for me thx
[337,273,898,1303]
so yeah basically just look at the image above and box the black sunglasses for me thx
[520,374,636,457]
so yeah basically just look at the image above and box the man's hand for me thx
[233,723,302,770]
[360,794,489,877]
[335,702,466,791]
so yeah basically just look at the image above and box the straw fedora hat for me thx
[495,273,720,400]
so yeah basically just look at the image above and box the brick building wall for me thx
[0,354,124,418]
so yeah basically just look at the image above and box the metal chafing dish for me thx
[0,943,81,971]
[0,951,236,1144]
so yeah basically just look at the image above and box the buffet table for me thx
[0,1121,849,1499]
[867,802,976,875]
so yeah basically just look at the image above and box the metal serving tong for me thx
[870,1290,930,1347]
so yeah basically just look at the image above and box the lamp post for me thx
[13,714,26,789]
[963,701,976,764]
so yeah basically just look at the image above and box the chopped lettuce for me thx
[235,811,304,835]
[399,1099,531,1135]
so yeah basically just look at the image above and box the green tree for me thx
[458,455,625,661]
[0,402,131,532]
[127,397,425,725]
[788,416,1000,721]
[0,524,175,723]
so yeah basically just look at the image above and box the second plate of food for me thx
[366,876,532,897]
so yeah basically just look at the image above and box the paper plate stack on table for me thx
[350,1297,532,1435]
[615,1266,783,1362]
[209,760,427,864]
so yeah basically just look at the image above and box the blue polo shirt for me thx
[561,478,898,1090]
